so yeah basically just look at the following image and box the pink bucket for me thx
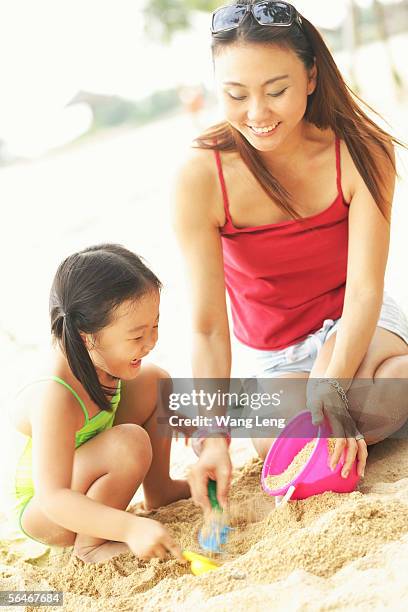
[261,410,360,500]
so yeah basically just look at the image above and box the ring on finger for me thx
[355,433,365,441]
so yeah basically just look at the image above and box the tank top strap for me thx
[213,149,232,225]
[335,136,343,199]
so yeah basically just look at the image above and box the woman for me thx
[173,1,408,511]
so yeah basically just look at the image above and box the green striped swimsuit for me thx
[14,375,122,542]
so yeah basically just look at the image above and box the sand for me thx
[265,438,337,490]
[1,437,408,611]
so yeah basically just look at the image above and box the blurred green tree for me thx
[143,0,218,42]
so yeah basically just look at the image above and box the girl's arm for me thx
[30,383,133,540]
[31,382,182,558]
[324,142,396,382]
[172,149,233,509]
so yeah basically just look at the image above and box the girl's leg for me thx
[20,423,152,562]
[114,364,190,510]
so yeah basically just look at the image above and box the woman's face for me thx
[83,290,160,381]
[214,43,316,152]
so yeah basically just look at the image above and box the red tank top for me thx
[216,137,349,350]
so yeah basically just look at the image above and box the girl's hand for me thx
[306,378,368,478]
[189,438,232,512]
[126,516,184,561]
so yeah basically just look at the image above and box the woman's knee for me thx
[347,375,408,445]
[252,437,274,460]
[374,354,408,378]
[108,423,153,471]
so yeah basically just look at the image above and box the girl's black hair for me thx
[49,243,161,411]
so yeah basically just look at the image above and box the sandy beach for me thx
[1,32,408,612]
[2,437,408,611]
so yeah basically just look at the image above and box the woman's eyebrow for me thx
[223,74,289,87]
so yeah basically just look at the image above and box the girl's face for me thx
[84,290,160,381]
[214,43,316,153]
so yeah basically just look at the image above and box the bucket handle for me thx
[275,485,296,509]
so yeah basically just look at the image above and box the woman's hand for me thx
[306,378,368,478]
[188,438,232,512]
[125,516,184,561]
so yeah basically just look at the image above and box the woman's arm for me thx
[324,142,396,381]
[307,143,395,479]
[173,149,231,379]
[172,150,233,509]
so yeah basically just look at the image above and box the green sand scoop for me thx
[198,479,232,554]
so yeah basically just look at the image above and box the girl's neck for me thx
[95,366,119,389]
[54,345,118,390]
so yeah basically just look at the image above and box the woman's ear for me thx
[307,60,317,95]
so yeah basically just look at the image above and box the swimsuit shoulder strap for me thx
[50,376,90,423]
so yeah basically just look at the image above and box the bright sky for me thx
[0,0,214,153]
[0,0,401,155]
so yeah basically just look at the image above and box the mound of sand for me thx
[1,437,408,611]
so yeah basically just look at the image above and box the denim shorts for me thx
[233,291,408,379]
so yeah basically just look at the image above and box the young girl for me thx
[173,1,408,511]
[8,243,189,563]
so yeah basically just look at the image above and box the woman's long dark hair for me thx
[49,243,161,411]
[196,0,405,221]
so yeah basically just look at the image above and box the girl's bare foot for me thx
[143,479,190,512]
[73,540,131,564]
[131,501,155,516]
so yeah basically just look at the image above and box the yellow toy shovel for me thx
[182,549,220,576]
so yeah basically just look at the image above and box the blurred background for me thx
[1,0,408,399]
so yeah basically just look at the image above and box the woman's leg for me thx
[252,372,310,459]
[114,364,190,510]
[310,327,408,444]
[252,326,408,458]
[20,423,152,562]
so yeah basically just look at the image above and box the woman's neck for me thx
[258,120,312,172]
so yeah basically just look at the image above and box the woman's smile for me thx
[247,121,281,137]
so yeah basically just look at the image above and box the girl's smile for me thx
[84,291,160,381]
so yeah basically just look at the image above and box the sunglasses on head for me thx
[211,1,302,35]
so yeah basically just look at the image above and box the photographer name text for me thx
[168,415,286,429]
